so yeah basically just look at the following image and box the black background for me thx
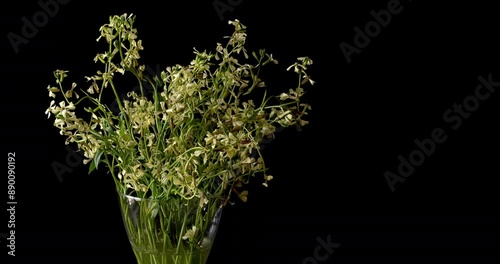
[1,0,497,263]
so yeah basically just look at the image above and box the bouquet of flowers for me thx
[45,13,314,263]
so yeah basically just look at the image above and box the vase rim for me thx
[118,192,169,202]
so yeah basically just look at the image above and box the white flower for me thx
[182,226,197,240]
[297,56,313,65]
[279,93,289,101]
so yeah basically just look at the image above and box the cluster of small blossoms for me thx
[45,13,314,206]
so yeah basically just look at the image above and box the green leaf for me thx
[148,200,159,218]
[252,51,258,61]
[259,49,265,58]
[93,150,104,170]
[88,159,96,174]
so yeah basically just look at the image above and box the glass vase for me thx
[117,191,223,264]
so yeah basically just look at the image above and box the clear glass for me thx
[117,192,222,264]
